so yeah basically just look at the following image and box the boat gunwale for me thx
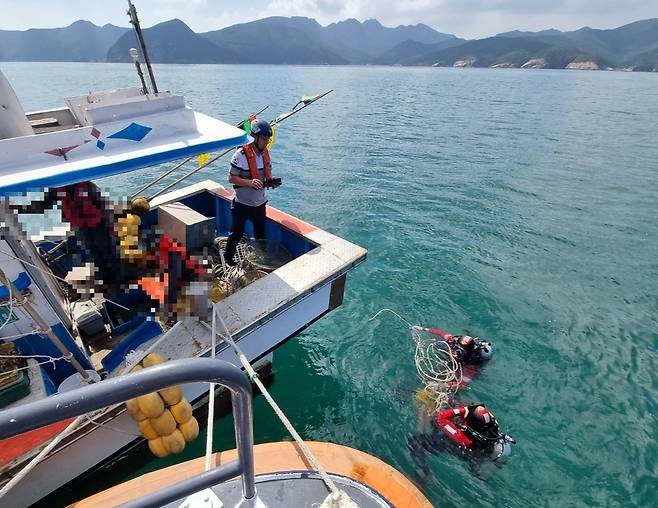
[0,179,367,481]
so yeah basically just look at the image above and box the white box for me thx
[157,201,215,252]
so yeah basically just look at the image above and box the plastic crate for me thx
[0,370,30,409]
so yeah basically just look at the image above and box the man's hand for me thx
[249,179,263,189]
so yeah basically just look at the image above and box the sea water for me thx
[4,62,657,507]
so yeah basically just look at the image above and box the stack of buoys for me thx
[124,353,200,458]
[117,213,144,262]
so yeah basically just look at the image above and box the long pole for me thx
[147,91,331,200]
[144,106,270,201]
[130,157,192,199]
[0,270,92,382]
[148,147,233,200]
[271,89,333,125]
[127,1,158,94]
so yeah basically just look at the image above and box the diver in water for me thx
[408,404,515,482]
[447,335,492,389]
[446,335,493,364]
[420,328,493,364]
[420,328,493,390]
[435,404,514,457]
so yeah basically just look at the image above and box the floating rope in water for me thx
[369,308,462,414]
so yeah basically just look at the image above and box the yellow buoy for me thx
[142,353,165,368]
[148,437,169,458]
[150,408,177,436]
[138,418,160,440]
[125,213,141,226]
[178,416,199,443]
[161,429,186,455]
[125,398,148,421]
[159,385,183,406]
[131,364,143,373]
[137,393,165,419]
[169,399,192,424]
[130,196,151,216]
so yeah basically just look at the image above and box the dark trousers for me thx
[76,218,121,286]
[225,201,266,264]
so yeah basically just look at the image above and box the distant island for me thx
[1,17,657,72]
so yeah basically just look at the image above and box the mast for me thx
[126,1,158,94]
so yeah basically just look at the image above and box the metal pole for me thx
[148,147,233,200]
[129,47,149,95]
[232,388,256,499]
[271,89,333,126]
[0,270,92,382]
[127,1,158,94]
[0,358,256,501]
[130,156,192,199]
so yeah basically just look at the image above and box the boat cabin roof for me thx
[0,87,248,196]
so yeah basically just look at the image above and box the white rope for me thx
[212,304,346,500]
[0,354,68,377]
[204,308,217,472]
[0,330,47,342]
[82,414,141,438]
[370,308,462,413]
[411,326,461,413]
[368,307,415,328]
[0,415,86,500]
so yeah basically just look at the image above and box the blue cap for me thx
[250,119,272,137]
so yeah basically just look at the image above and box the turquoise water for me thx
[4,62,658,506]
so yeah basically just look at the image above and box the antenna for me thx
[129,47,149,94]
[126,1,158,94]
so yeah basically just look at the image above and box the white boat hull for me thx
[1,278,337,507]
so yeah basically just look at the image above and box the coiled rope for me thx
[369,309,462,414]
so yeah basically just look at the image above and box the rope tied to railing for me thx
[210,303,358,508]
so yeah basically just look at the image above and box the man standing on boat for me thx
[224,118,279,266]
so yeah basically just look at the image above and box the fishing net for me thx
[370,309,462,415]
[209,236,253,301]
[209,237,290,301]
[245,239,291,272]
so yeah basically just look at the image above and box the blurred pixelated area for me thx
[7,182,213,328]
[2,177,296,364]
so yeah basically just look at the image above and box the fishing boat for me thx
[0,5,366,506]
[0,358,431,507]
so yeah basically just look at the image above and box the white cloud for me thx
[0,0,656,38]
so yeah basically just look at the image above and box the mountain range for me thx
[1,17,657,71]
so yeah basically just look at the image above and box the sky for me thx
[1,0,656,39]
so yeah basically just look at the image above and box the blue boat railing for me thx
[0,358,256,507]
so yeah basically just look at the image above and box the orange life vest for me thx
[242,143,272,181]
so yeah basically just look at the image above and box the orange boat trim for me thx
[71,441,432,507]
[0,418,75,468]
